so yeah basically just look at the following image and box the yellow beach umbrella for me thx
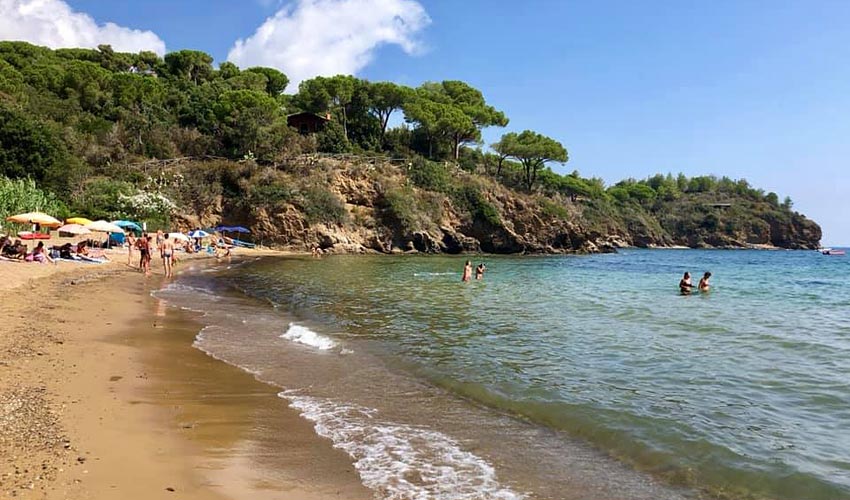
[66,217,93,226]
[5,212,62,228]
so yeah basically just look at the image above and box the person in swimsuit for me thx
[29,241,54,263]
[679,272,693,295]
[475,263,486,280]
[462,260,472,282]
[137,234,151,276]
[155,229,164,256]
[126,232,136,266]
[161,233,174,278]
[698,272,712,292]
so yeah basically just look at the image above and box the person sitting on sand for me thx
[462,260,473,282]
[27,241,54,264]
[699,272,712,292]
[475,263,486,280]
[57,243,74,260]
[679,272,694,295]
[76,241,89,256]
[2,238,27,260]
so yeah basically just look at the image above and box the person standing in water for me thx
[475,263,486,280]
[698,272,712,292]
[462,260,472,282]
[679,272,694,295]
[161,233,175,278]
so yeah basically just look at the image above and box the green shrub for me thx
[301,185,347,225]
[0,176,68,224]
[71,176,135,219]
[408,157,452,193]
[539,197,569,220]
[453,185,500,226]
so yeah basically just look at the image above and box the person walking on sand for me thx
[126,232,136,266]
[462,260,473,282]
[679,272,694,295]
[475,263,486,280]
[699,272,712,292]
[161,233,175,278]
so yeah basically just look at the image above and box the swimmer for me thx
[679,272,694,295]
[475,263,486,280]
[462,260,472,282]
[698,271,711,292]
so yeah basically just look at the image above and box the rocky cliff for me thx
[172,158,821,254]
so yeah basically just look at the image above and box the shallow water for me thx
[157,250,850,500]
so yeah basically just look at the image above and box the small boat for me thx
[821,248,846,256]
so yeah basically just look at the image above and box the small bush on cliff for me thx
[452,185,500,227]
[538,197,570,220]
[408,157,452,193]
[380,184,443,232]
[300,186,347,225]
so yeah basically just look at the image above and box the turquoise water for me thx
[161,250,850,500]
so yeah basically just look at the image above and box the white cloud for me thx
[228,0,430,89]
[0,0,166,55]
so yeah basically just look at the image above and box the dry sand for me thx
[0,250,371,499]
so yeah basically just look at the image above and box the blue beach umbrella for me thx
[112,220,143,233]
[188,229,210,239]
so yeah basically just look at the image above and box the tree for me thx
[406,81,507,160]
[244,67,289,96]
[498,130,568,190]
[164,50,214,84]
[0,106,66,184]
[402,94,461,159]
[367,81,410,141]
[440,80,508,159]
[212,90,290,160]
[491,132,519,177]
[296,75,358,141]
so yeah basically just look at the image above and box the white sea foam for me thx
[413,272,456,277]
[280,392,524,500]
[281,323,337,350]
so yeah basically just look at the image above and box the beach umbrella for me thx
[57,224,92,236]
[168,232,190,242]
[66,217,93,226]
[188,229,210,239]
[228,226,250,234]
[87,220,124,233]
[6,212,62,228]
[111,220,143,232]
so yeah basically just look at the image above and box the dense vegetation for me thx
[0,42,820,250]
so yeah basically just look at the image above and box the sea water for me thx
[156,250,850,500]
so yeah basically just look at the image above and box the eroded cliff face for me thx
[173,159,821,254]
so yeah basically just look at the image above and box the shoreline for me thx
[0,250,370,499]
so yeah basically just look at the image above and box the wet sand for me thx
[0,255,371,499]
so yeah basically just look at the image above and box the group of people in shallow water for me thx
[679,271,711,295]
[462,261,486,282]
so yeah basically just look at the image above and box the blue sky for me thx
[8,1,850,244]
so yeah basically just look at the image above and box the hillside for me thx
[0,42,821,252]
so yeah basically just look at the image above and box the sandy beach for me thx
[0,251,371,500]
